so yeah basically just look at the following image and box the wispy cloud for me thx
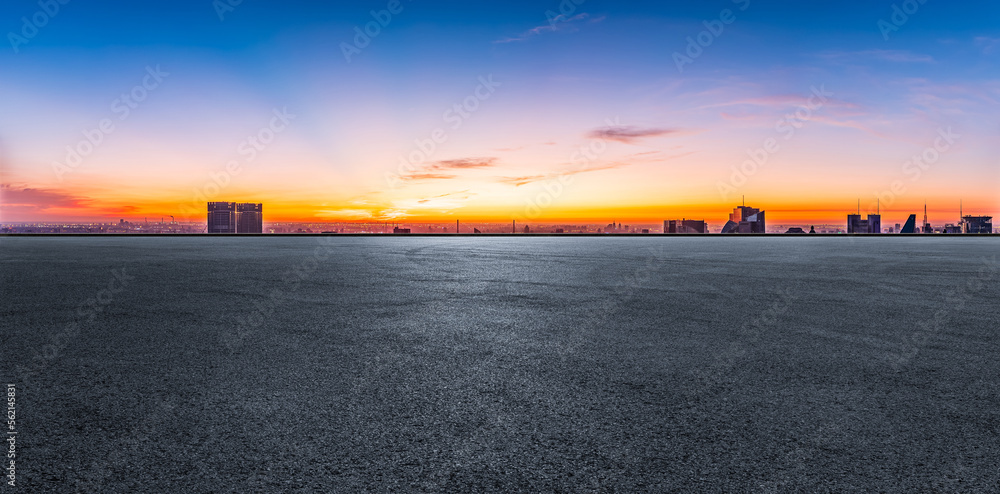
[587,126,683,144]
[697,94,861,111]
[819,49,935,64]
[495,13,603,43]
[403,173,458,181]
[0,184,91,211]
[395,190,475,212]
[417,190,473,204]
[497,162,628,187]
[433,158,496,170]
[399,158,498,181]
[974,36,1000,55]
[806,115,896,141]
[494,141,558,152]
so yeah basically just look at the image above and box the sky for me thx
[1,0,998,226]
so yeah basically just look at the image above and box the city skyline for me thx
[2,0,999,224]
[3,196,992,235]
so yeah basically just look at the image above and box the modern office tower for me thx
[207,202,236,233]
[868,214,881,234]
[730,205,760,223]
[846,214,864,234]
[722,205,766,233]
[848,213,881,233]
[962,215,993,234]
[236,203,263,234]
[899,214,918,234]
[664,219,707,234]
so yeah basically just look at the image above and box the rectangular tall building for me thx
[848,213,880,234]
[868,214,881,234]
[207,202,236,234]
[236,203,263,234]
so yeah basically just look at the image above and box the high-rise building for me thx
[721,205,765,233]
[899,214,918,234]
[868,214,881,234]
[847,213,881,234]
[236,203,263,234]
[962,216,993,234]
[664,219,707,234]
[846,214,864,234]
[207,202,236,234]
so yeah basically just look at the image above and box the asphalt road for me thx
[2,236,998,492]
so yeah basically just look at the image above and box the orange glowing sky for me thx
[1,1,998,227]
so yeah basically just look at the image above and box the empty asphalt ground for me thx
[2,236,998,492]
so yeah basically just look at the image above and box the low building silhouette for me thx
[664,219,706,234]
[962,215,993,234]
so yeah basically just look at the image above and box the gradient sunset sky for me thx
[2,0,998,225]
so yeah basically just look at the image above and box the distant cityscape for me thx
[0,200,994,235]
